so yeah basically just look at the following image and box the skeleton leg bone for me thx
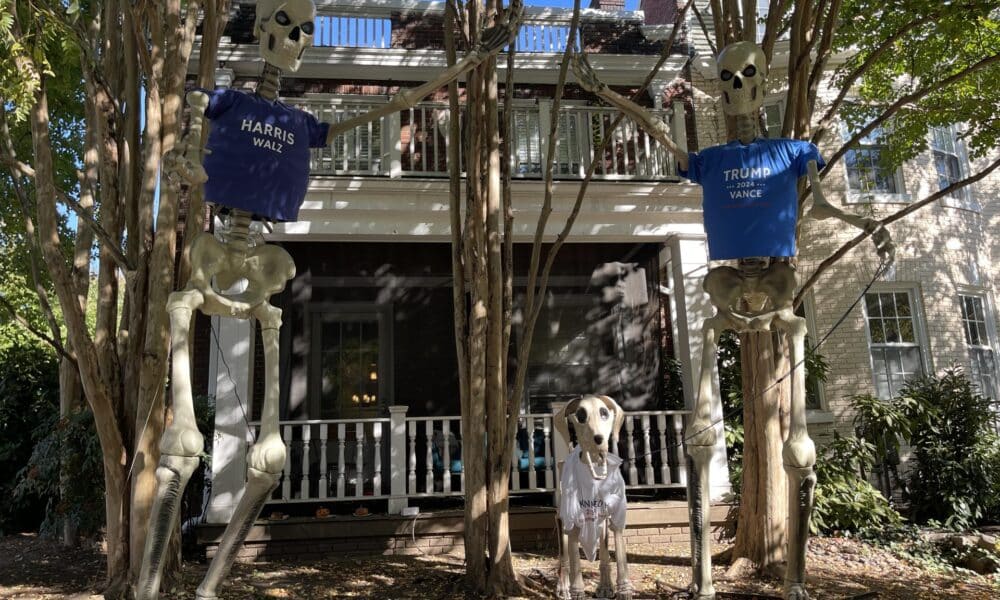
[774,307,815,600]
[614,526,634,600]
[567,529,586,600]
[687,311,728,600]
[135,290,207,600]
[596,524,614,599]
[196,303,286,600]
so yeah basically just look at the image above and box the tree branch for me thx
[822,51,1000,177]
[0,293,76,365]
[809,11,940,148]
[797,155,1000,305]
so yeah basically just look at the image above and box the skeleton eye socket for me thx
[599,407,609,420]
[720,69,734,82]
[575,408,588,423]
[274,11,291,26]
[301,21,314,35]
[742,65,757,77]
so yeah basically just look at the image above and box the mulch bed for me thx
[0,533,996,599]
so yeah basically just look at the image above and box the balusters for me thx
[527,416,537,489]
[625,416,638,485]
[337,423,347,498]
[301,425,312,499]
[355,423,365,497]
[458,420,465,494]
[442,420,452,494]
[658,414,671,484]
[408,421,417,494]
[372,422,382,494]
[319,424,329,499]
[543,418,554,489]
[281,424,292,500]
[673,414,687,486]
[641,415,655,485]
[425,421,434,493]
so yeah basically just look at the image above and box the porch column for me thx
[661,235,731,500]
[387,405,409,514]
[204,313,255,523]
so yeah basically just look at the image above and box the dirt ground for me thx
[0,533,997,599]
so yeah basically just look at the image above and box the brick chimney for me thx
[639,0,677,25]
[589,0,626,11]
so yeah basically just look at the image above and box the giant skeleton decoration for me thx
[572,43,893,600]
[554,395,632,600]
[134,1,522,598]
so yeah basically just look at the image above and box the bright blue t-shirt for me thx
[201,89,330,222]
[679,138,825,260]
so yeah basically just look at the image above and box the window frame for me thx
[796,293,832,419]
[930,123,979,212]
[860,285,930,400]
[840,119,910,204]
[957,290,1000,402]
[762,94,786,140]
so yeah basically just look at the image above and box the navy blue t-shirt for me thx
[201,89,330,222]
[680,138,825,260]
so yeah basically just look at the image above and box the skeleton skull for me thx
[716,41,768,117]
[256,0,316,73]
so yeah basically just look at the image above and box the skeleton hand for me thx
[572,52,607,94]
[862,218,895,266]
[474,0,523,57]
[163,141,209,191]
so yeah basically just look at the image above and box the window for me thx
[844,125,904,201]
[763,98,784,139]
[959,294,999,404]
[795,298,825,411]
[931,125,977,211]
[864,290,925,399]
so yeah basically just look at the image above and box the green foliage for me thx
[812,431,903,534]
[897,368,1000,529]
[0,339,59,533]
[835,0,1000,167]
[717,331,743,491]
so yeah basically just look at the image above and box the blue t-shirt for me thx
[201,89,330,222]
[680,138,825,260]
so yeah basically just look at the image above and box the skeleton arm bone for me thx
[324,0,523,144]
[806,160,895,264]
[571,53,689,172]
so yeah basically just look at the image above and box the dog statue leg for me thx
[596,524,614,599]
[568,529,586,600]
[195,303,286,600]
[613,525,634,600]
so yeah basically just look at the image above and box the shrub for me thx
[812,431,902,534]
[897,368,1000,529]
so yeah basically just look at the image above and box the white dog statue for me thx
[555,395,633,600]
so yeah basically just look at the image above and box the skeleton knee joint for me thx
[247,436,286,475]
[782,435,816,470]
[159,424,204,458]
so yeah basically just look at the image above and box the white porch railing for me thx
[290,97,680,181]
[248,406,690,512]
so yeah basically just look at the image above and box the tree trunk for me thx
[728,329,788,575]
[58,356,82,547]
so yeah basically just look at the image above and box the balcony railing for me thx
[247,406,690,509]
[291,97,680,181]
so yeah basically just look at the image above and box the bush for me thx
[812,431,902,534]
[0,341,60,534]
[898,368,1000,529]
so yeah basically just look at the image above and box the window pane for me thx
[884,319,900,343]
[869,319,885,343]
[898,318,915,343]
[895,293,911,316]
[866,293,882,317]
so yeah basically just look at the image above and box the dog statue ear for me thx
[598,395,625,444]
[554,396,582,449]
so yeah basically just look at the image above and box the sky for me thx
[526,0,642,9]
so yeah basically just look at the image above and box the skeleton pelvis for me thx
[703,261,797,324]
[187,232,295,318]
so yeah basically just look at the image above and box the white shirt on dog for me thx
[558,446,627,561]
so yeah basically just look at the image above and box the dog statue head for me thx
[555,394,625,480]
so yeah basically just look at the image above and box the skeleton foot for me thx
[615,580,634,599]
[570,591,586,600]
[595,581,615,599]
[785,583,810,600]
[135,454,201,600]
